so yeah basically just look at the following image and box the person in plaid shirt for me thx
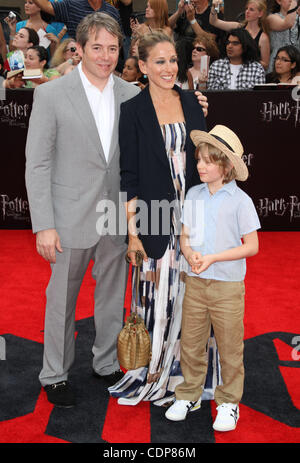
[207,28,265,90]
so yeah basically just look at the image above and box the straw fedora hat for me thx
[190,125,249,181]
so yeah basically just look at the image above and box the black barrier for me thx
[205,88,300,231]
[0,87,299,230]
[1,89,32,229]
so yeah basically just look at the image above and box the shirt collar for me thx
[78,62,115,93]
[203,179,237,196]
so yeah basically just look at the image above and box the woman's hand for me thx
[72,53,81,65]
[4,73,25,88]
[45,32,59,45]
[127,235,148,266]
[199,70,208,82]
[130,17,140,35]
[4,15,17,35]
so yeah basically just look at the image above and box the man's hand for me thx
[36,229,63,263]
[30,0,54,16]
[185,3,196,22]
[195,91,208,117]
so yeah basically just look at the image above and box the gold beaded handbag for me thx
[117,251,151,371]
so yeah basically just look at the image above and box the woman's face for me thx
[122,58,140,82]
[24,0,41,16]
[192,42,207,61]
[276,0,292,12]
[245,2,263,22]
[130,39,139,57]
[139,41,178,91]
[25,48,45,69]
[145,1,155,19]
[12,28,30,51]
[63,41,78,61]
[274,50,295,76]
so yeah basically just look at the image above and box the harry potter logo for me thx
[260,96,300,127]
[0,99,30,128]
[257,196,300,222]
[0,194,29,221]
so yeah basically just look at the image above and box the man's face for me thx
[77,27,119,89]
[226,35,243,62]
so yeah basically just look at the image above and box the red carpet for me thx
[0,230,300,444]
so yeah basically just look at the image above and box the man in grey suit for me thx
[25,12,140,407]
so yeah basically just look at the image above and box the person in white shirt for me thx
[207,27,265,90]
[25,12,209,409]
[25,12,140,408]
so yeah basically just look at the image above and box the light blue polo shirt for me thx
[181,180,261,282]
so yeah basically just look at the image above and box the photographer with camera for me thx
[169,0,225,50]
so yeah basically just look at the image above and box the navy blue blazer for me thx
[119,84,206,259]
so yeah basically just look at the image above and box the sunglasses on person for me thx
[66,47,77,53]
[274,56,292,63]
[193,46,206,52]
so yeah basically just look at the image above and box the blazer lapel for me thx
[64,68,107,163]
[107,76,123,165]
[137,86,170,169]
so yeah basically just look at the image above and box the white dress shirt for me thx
[78,62,115,162]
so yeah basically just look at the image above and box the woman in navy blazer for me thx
[119,82,206,259]
[109,31,219,407]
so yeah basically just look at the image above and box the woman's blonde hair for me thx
[50,38,76,67]
[244,0,269,36]
[195,143,237,184]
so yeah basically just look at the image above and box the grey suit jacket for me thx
[25,68,140,249]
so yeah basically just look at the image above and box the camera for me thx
[184,0,190,4]
[8,11,16,20]
[214,1,223,13]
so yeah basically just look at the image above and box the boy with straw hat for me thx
[165,125,260,431]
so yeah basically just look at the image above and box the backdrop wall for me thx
[1,87,299,231]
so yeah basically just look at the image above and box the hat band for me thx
[211,134,234,152]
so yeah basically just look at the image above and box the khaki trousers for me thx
[175,276,245,405]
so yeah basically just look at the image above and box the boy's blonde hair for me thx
[195,143,237,184]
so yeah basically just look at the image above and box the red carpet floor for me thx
[0,230,300,444]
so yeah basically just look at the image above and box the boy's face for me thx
[196,146,225,190]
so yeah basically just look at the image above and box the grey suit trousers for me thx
[39,235,128,386]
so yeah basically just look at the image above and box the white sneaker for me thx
[213,403,239,432]
[165,398,201,421]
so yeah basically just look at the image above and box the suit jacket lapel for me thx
[137,86,170,169]
[64,68,107,163]
[107,76,123,165]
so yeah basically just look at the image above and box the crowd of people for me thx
[2,0,300,436]
[1,0,300,89]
